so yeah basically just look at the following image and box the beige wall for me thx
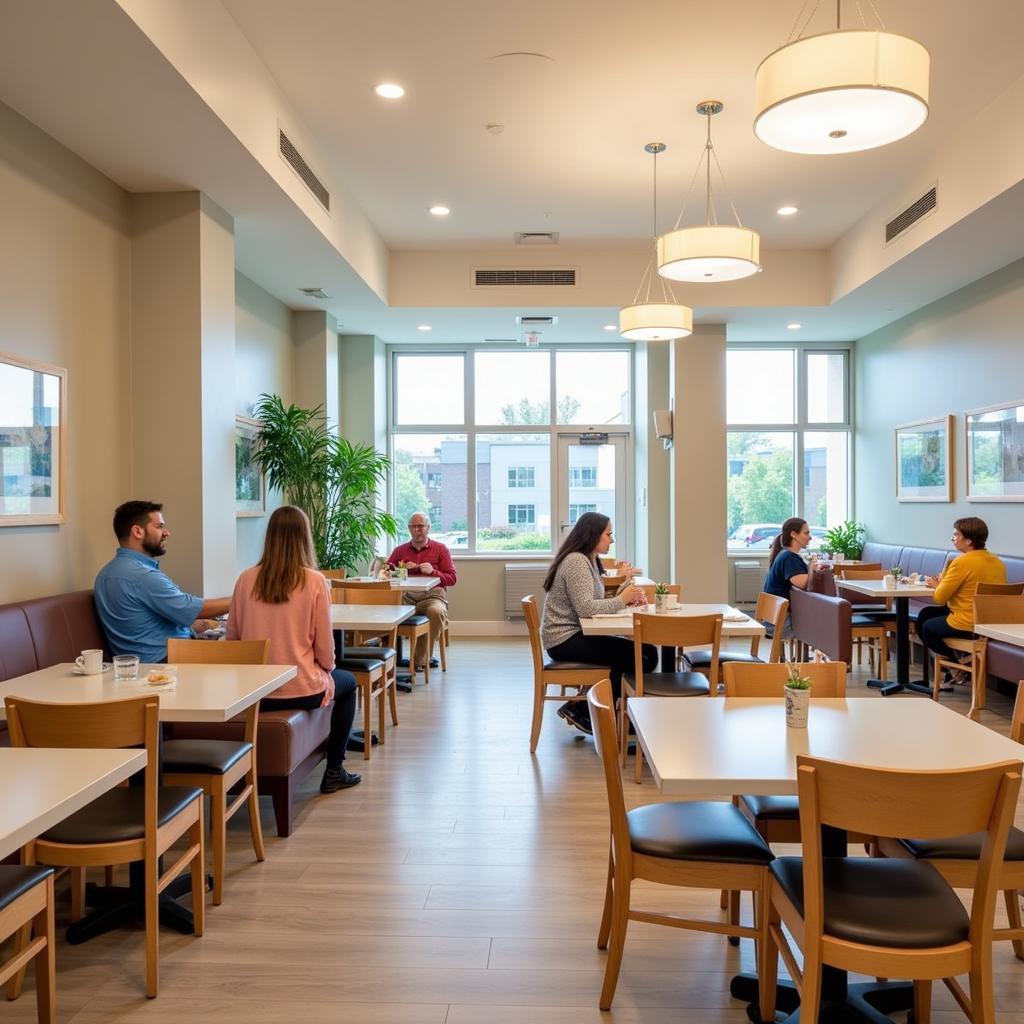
[0,101,131,603]
[855,257,1024,554]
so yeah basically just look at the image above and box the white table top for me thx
[330,604,415,630]
[0,663,296,723]
[627,697,1024,797]
[975,623,1024,646]
[837,579,934,598]
[603,575,655,587]
[581,603,765,639]
[335,576,439,591]
[0,747,146,859]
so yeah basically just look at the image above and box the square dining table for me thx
[331,575,439,591]
[627,695,1024,1024]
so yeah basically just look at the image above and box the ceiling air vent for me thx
[515,231,560,245]
[279,129,330,212]
[885,185,937,244]
[516,315,558,326]
[474,268,576,287]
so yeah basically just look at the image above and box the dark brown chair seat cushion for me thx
[344,646,397,661]
[542,658,610,673]
[162,738,252,775]
[851,613,886,628]
[628,801,773,865]
[400,614,430,627]
[335,657,385,673]
[623,671,711,697]
[741,794,799,821]
[771,856,969,948]
[685,649,762,668]
[40,786,202,845]
[0,864,54,912]
[899,826,1024,862]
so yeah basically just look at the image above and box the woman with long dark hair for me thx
[763,517,820,602]
[542,512,656,733]
[227,505,360,793]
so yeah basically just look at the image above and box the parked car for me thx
[728,523,830,549]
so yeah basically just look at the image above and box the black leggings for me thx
[546,632,658,702]
[917,605,974,681]
[261,668,357,769]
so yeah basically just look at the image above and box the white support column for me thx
[293,310,339,431]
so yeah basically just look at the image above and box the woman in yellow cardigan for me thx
[920,516,1006,682]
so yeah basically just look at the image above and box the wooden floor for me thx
[6,638,1024,1023]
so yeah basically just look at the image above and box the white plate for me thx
[72,663,112,675]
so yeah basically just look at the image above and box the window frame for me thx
[387,344,635,558]
[507,466,536,489]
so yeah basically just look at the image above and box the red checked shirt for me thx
[386,538,457,592]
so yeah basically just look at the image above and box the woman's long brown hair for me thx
[768,517,807,566]
[254,505,319,604]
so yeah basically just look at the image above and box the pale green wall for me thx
[855,257,1024,555]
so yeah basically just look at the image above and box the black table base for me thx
[867,594,932,698]
[732,972,912,1024]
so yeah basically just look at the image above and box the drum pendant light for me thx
[619,143,693,341]
[753,1,929,154]
[657,102,761,284]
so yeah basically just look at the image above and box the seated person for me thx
[94,500,229,663]
[763,518,827,636]
[921,516,1006,684]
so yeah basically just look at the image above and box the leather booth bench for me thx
[0,590,327,837]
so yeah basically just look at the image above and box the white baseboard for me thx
[450,619,527,637]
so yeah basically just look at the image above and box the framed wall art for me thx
[235,415,266,517]
[894,415,952,502]
[965,399,1024,501]
[0,351,66,526]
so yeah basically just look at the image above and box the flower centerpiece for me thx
[890,564,903,584]
[784,662,812,728]
[653,582,669,613]
[397,560,409,581]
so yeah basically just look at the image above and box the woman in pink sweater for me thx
[227,505,360,793]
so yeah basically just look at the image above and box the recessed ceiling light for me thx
[777,205,799,216]
[429,205,450,216]
[603,324,616,331]
[786,322,802,330]
[374,83,405,99]
[417,324,432,332]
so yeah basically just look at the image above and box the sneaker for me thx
[946,668,969,686]
[556,702,593,736]
[320,766,362,793]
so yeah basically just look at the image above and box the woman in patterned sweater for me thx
[541,512,656,733]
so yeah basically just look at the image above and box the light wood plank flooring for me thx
[5,638,1024,1022]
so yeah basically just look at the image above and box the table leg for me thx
[660,644,676,673]
[866,597,930,697]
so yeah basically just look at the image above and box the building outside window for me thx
[507,504,535,525]
[569,503,597,520]
[569,466,597,487]
[507,466,535,488]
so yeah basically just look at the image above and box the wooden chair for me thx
[333,587,400,732]
[161,638,269,907]
[687,592,789,675]
[634,583,681,602]
[587,680,774,1014]
[969,594,1024,720]
[877,681,1024,961]
[320,569,347,582]
[836,565,890,678]
[5,694,205,999]
[521,594,610,753]
[934,584,1024,717]
[1,865,55,1022]
[623,613,720,783]
[760,754,1022,1024]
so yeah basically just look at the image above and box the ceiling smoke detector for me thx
[523,331,542,348]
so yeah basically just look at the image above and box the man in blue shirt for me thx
[94,500,230,663]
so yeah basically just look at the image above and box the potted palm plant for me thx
[250,394,398,573]
[821,520,866,561]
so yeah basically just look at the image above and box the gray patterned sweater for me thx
[541,552,626,650]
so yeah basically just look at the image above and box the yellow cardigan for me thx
[932,549,1006,631]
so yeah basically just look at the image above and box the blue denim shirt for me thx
[94,548,204,662]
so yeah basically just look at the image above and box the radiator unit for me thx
[505,563,550,617]
[733,561,763,608]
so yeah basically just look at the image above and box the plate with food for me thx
[145,668,177,687]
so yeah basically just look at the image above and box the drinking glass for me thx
[113,654,140,681]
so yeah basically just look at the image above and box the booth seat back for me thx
[790,587,852,665]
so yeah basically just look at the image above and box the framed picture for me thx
[894,415,953,502]
[0,351,66,526]
[966,399,1024,501]
[235,415,265,517]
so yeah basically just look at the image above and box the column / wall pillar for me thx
[293,310,339,430]
[129,192,236,597]
[669,324,727,601]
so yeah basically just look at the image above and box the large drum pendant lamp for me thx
[657,101,761,284]
[619,143,693,341]
[754,3,929,155]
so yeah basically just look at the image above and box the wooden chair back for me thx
[973,595,1024,625]
[321,569,347,581]
[333,587,402,605]
[722,661,846,697]
[521,595,545,679]
[333,578,389,590]
[587,679,631,867]
[633,613,722,697]
[796,753,1021,943]
[976,581,1024,596]
[838,565,884,580]
[167,638,269,664]
[831,562,881,574]
[635,583,681,602]
[753,592,789,661]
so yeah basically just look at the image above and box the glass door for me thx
[555,434,630,559]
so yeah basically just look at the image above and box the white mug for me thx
[76,649,103,674]
[666,594,679,608]
[882,574,896,589]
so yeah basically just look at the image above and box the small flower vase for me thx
[785,686,811,729]
[397,566,408,581]
[882,573,896,588]
[654,594,668,613]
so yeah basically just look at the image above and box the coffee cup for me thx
[666,594,679,608]
[76,649,104,674]
[882,574,896,588]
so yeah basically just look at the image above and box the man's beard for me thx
[142,539,167,558]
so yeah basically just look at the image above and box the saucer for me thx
[72,663,111,675]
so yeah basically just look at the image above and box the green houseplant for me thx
[250,394,398,572]
[653,582,669,613]
[821,520,866,560]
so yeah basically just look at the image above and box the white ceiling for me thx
[223,0,1024,250]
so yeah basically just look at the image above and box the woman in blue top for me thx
[764,517,821,603]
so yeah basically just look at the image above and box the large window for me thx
[389,347,632,554]
[727,346,850,550]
